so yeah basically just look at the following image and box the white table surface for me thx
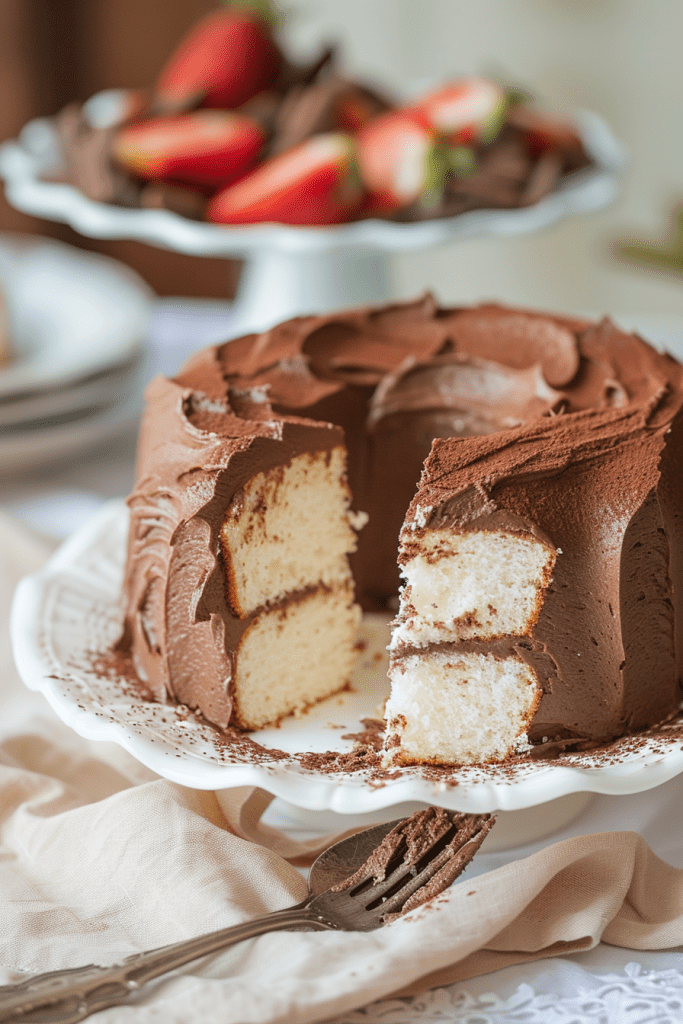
[3,298,683,1024]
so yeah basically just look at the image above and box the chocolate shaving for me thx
[341,717,384,751]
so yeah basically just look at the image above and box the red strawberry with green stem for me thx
[112,110,265,187]
[154,1,282,112]
[356,109,475,214]
[207,132,364,225]
[411,77,507,145]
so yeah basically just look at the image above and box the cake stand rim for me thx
[10,499,683,815]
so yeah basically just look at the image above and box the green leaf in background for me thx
[420,144,477,210]
[616,204,683,278]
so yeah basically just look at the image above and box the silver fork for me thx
[0,809,493,1024]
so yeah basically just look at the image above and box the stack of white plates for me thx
[0,234,152,474]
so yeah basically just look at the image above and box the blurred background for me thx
[1,0,682,314]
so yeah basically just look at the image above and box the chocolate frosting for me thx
[122,296,683,748]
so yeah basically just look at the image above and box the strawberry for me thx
[412,77,506,145]
[207,132,364,225]
[356,110,433,213]
[154,4,282,112]
[356,109,473,214]
[112,110,265,187]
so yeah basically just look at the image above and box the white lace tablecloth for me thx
[2,299,683,1024]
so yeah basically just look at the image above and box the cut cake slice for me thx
[386,512,556,766]
[384,378,683,766]
[219,445,363,729]
[122,360,364,732]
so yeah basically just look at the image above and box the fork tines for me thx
[332,807,495,921]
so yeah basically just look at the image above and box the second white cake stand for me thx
[0,111,623,335]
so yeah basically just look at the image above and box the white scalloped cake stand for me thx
[0,111,622,335]
[11,500,683,849]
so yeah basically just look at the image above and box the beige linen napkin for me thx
[2,511,683,1024]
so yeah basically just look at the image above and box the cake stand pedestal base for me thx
[231,246,392,335]
[263,792,596,853]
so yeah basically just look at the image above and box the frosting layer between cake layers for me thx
[120,297,683,760]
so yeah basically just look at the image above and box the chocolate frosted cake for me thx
[121,297,683,763]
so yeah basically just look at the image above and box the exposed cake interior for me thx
[220,447,360,618]
[385,651,541,765]
[386,526,556,765]
[220,446,362,729]
[392,528,556,648]
[230,582,361,730]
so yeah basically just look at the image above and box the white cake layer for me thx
[232,582,361,730]
[221,446,360,619]
[392,529,555,649]
[384,650,540,766]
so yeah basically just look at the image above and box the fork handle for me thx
[0,903,330,1024]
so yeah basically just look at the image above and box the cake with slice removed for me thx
[120,298,683,758]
